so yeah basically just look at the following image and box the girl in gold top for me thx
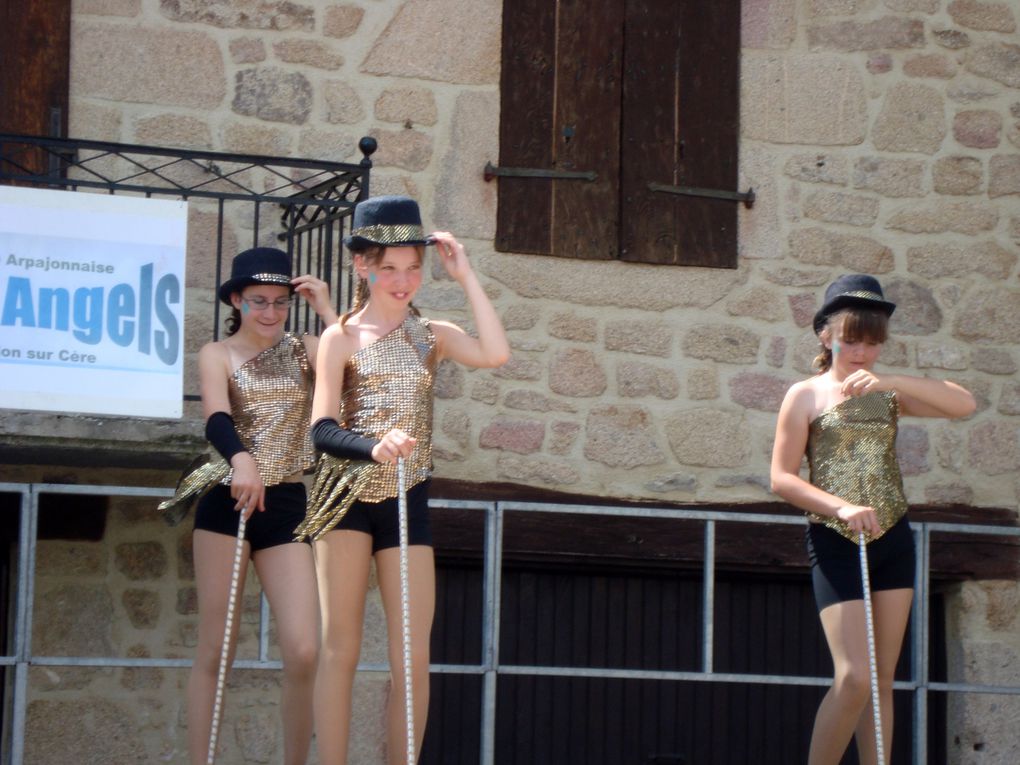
[297,196,510,764]
[770,274,975,765]
[186,247,337,765]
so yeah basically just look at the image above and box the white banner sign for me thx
[0,187,188,418]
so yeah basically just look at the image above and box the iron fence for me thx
[0,483,1017,763]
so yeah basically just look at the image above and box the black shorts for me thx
[331,479,432,553]
[806,516,915,612]
[195,482,309,552]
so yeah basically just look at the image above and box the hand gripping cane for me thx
[859,532,885,765]
[206,512,248,765]
[397,457,417,765]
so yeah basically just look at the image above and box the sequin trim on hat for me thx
[839,290,883,301]
[351,223,426,243]
[249,272,292,285]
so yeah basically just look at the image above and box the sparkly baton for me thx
[397,457,416,765]
[859,532,885,765]
[207,512,247,765]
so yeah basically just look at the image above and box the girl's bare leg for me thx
[376,545,436,765]
[808,599,872,765]
[853,588,913,765]
[254,542,321,765]
[187,530,251,765]
[312,531,374,765]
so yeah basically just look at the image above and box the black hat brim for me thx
[218,275,294,305]
[813,295,896,334]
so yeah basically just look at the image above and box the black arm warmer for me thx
[312,417,379,461]
[205,411,248,462]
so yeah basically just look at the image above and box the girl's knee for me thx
[321,640,361,673]
[834,665,871,704]
[283,640,319,677]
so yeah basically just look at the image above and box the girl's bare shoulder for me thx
[781,376,825,415]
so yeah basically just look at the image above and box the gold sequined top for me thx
[225,332,315,485]
[157,333,315,525]
[295,314,437,540]
[806,390,908,543]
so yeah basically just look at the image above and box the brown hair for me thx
[224,307,241,337]
[813,308,889,373]
[341,244,425,326]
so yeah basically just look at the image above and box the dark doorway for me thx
[424,510,948,765]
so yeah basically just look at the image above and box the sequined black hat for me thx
[217,247,293,305]
[344,195,432,250]
[813,274,896,335]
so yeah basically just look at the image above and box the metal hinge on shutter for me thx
[648,181,755,208]
[483,161,597,182]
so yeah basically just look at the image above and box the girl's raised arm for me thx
[430,231,510,369]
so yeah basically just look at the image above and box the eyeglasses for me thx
[241,296,294,311]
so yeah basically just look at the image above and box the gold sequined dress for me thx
[158,333,315,524]
[295,313,437,541]
[806,390,908,543]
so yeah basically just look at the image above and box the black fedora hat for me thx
[813,274,896,335]
[344,195,432,250]
[217,247,293,305]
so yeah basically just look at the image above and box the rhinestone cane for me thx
[859,532,885,765]
[397,457,416,765]
[206,513,247,765]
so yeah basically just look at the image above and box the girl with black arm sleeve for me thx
[161,246,337,765]
[293,196,510,764]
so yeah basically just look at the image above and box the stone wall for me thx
[62,0,1020,508]
[5,0,1017,762]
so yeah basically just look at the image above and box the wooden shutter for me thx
[620,0,740,267]
[0,0,71,173]
[497,0,739,267]
[496,0,623,260]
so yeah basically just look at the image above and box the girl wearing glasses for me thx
[161,246,337,765]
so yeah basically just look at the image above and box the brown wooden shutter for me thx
[496,0,556,255]
[620,0,740,268]
[496,0,623,260]
[0,0,71,173]
[498,0,739,267]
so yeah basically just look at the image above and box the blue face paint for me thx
[832,341,841,354]
[369,272,377,285]
[242,302,250,315]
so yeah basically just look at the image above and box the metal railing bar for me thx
[10,485,31,662]
[0,133,368,174]
[10,663,27,765]
[500,502,806,525]
[702,520,715,673]
[480,502,504,765]
[924,681,1020,696]
[914,524,931,764]
[259,593,271,663]
[924,521,1020,536]
[0,174,362,206]
[429,499,495,511]
[493,664,833,687]
[31,483,173,497]
[14,653,1019,695]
